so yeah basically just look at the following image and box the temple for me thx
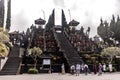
[1,8,120,76]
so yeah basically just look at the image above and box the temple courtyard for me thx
[0,73,120,80]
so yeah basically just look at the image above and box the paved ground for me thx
[0,73,120,80]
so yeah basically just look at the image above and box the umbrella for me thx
[69,19,80,26]
[35,18,46,25]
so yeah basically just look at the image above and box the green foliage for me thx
[91,54,100,57]
[29,47,42,68]
[109,15,120,42]
[0,42,8,57]
[97,25,106,39]
[98,15,120,43]
[28,68,38,74]
[30,47,42,56]
[112,67,117,72]
[83,54,91,58]
[0,27,3,32]
[106,66,117,72]
[97,20,113,42]
[0,28,9,43]
[0,28,10,57]
[86,60,92,64]
[101,47,120,63]
[0,32,9,43]
[101,47,120,57]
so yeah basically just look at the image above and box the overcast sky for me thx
[10,0,120,37]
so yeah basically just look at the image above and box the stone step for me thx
[55,32,83,66]
[0,45,21,75]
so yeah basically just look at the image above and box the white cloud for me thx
[10,0,119,37]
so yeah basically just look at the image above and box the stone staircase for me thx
[55,32,83,66]
[0,45,21,75]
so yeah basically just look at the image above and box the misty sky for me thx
[10,0,120,37]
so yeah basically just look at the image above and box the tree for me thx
[0,32,9,43]
[112,15,120,43]
[62,9,67,32]
[0,42,8,57]
[86,27,90,37]
[97,19,113,44]
[46,9,54,30]
[0,0,4,27]
[0,28,9,43]
[101,47,120,63]
[29,47,42,68]
[110,15,116,36]
[5,0,11,31]
[0,28,10,57]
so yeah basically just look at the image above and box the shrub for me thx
[112,67,117,72]
[0,42,9,57]
[101,47,120,63]
[91,54,100,57]
[28,68,38,74]
[86,60,92,64]
[106,67,117,72]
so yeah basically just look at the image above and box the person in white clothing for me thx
[76,64,81,76]
[84,64,88,75]
[98,63,102,76]
[70,65,75,75]
[81,64,84,73]
[61,63,65,74]
[109,63,112,72]
[103,63,106,73]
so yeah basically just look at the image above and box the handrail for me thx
[16,58,22,75]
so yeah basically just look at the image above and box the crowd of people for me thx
[70,63,89,76]
[61,63,113,76]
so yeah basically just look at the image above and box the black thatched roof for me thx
[69,19,80,26]
[35,18,46,25]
